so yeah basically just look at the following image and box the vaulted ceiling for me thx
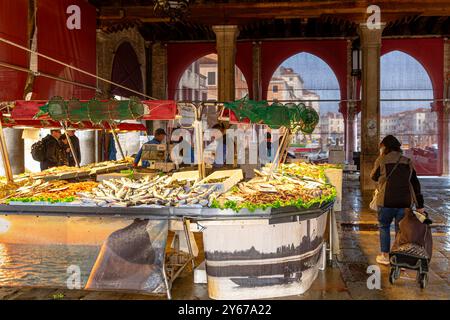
[88,1,450,41]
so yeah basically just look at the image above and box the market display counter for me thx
[0,202,336,300]
[0,202,332,219]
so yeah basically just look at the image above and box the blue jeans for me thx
[378,207,405,253]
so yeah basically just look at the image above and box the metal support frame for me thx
[327,207,335,263]
[60,121,80,167]
[267,127,291,179]
[110,123,126,160]
[163,217,196,300]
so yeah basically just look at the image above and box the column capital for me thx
[212,25,240,39]
[358,23,385,45]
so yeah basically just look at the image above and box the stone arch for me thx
[111,41,144,98]
[172,52,249,101]
[380,49,440,175]
[260,40,348,102]
[96,27,146,98]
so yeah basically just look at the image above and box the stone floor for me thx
[1,175,449,300]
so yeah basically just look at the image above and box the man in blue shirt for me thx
[133,128,167,168]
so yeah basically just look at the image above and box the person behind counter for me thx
[133,128,167,168]
[60,130,81,167]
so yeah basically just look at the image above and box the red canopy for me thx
[1,119,147,131]
[1,99,178,130]
[4,100,177,119]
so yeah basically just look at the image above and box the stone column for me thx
[346,102,358,164]
[358,23,385,193]
[1,129,25,175]
[443,103,450,175]
[96,30,112,99]
[151,42,168,130]
[213,25,239,102]
[443,39,450,176]
[252,41,262,101]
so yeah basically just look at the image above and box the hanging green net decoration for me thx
[67,98,87,123]
[224,96,320,133]
[87,98,105,124]
[47,96,68,121]
[128,96,147,119]
[298,104,320,134]
[38,96,147,123]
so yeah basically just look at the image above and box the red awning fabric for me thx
[33,0,97,100]
[1,100,178,126]
[1,118,146,131]
[142,100,178,120]
[0,0,29,100]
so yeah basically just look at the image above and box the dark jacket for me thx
[40,134,67,171]
[61,134,81,166]
[371,151,424,209]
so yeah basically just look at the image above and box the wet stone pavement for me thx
[0,175,449,300]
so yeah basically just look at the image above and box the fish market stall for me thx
[0,162,337,299]
[0,97,339,300]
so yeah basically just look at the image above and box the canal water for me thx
[0,243,100,287]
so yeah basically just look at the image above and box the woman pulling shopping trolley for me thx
[370,135,433,288]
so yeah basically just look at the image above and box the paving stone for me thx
[345,281,385,300]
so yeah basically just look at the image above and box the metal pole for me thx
[183,217,196,270]
[268,128,290,179]
[60,122,80,167]
[194,104,205,179]
[280,133,292,164]
[0,121,14,183]
[162,259,172,300]
[329,208,334,262]
[110,123,125,160]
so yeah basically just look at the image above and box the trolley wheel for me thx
[418,273,428,289]
[389,267,398,284]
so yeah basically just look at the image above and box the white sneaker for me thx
[376,254,390,265]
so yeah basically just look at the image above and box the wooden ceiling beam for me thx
[97,1,450,23]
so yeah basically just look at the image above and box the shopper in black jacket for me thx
[61,130,81,166]
[40,130,66,171]
[370,135,425,265]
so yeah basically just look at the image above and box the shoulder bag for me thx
[369,155,402,211]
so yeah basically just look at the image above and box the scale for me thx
[141,143,167,169]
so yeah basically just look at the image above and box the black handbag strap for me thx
[386,155,402,181]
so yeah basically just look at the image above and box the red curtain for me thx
[0,0,29,100]
[33,0,96,100]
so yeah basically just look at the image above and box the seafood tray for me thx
[96,173,132,182]
[55,170,90,181]
[167,170,200,185]
[153,162,176,172]
[198,169,243,193]
[89,163,131,175]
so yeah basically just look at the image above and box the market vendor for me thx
[60,130,81,167]
[133,128,167,168]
